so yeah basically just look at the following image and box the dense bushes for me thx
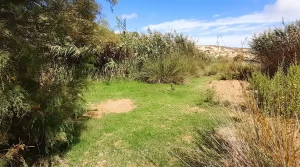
[0,0,117,166]
[220,62,258,80]
[203,57,258,80]
[139,55,187,84]
[250,21,300,76]
[105,30,210,84]
[250,65,300,117]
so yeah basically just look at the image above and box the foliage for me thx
[204,89,219,105]
[139,55,187,84]
[175,66,300,167]
[250,65,300,117]
[0,0,117,165]
[238,99,300,167]
[118,30,210,83]
[233,53,245,61]
[250,21,300,76]
[203,57,258,80]
[220,62,258,80]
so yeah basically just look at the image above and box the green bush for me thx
[0,0,117,165]
[250,21,300,76]
[220,62,258,80]
[117,30,209,84]
[250,64,300,117]
[203,57,258,80]
[139,56,187,84]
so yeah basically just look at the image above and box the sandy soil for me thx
[209,80,249,105]
[197,45,255,60]
[84,99,135,118]
[182,135,193,144]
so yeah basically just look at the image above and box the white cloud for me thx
[144,19,203,32]
[121,13,138,20]
[142,0,300,47]
[213,14,220,18]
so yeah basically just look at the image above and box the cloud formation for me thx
[121,13,138,20]
[142,0,300,47]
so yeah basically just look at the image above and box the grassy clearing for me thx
[61,77,225,166]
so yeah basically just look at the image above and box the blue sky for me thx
[98,0,300,47]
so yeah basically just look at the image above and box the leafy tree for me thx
[0,0,117,165]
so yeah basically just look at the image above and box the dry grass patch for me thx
[185,107,206,113]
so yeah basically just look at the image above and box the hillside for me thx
[197,45,255,60]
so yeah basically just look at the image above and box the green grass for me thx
[61,77,225,166]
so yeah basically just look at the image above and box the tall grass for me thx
[115,30,210,84]
[139,55,187,84]
[174,66,300,167]
[250,21,300,76]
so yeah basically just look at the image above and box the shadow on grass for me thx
[24,116,90,167]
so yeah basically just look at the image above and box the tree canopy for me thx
[0,0,117,166]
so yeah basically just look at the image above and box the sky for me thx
[98,0,300,47]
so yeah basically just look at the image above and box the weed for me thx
[204,89,219,105]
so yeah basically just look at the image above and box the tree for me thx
[0,0,117,166]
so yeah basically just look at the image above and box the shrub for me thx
[250,21,300,76]
[203,63,221,76]
[250,64,300,117]
[220,62,258,80]
[204,89,219,105]
[202,57,230,76]
[0,0,117,165]
[203,57,258,80]
[117,30,209,84]
[0,46,92,166]
[139,56,187,84]
[233,53,244,61]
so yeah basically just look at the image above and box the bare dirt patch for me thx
[84,99,135,118]
[209,80,249,105]
[182,135,193,144]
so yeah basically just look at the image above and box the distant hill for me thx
[197,45,255,60]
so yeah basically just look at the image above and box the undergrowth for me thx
[174,66,300,167]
